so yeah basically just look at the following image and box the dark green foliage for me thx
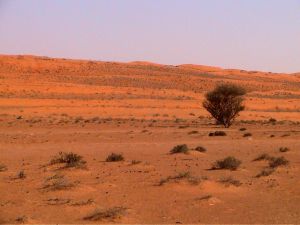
[203,84,246,128]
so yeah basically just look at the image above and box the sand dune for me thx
[0,55,300,223]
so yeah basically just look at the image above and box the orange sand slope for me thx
[0,55,300,224]
[0,54,300,121]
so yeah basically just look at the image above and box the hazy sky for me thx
[0,0,299,73]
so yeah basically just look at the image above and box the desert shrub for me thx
[219,176,241,187]
[15,216,27,223]
[70,198,94,206]
[106,153,124,162]
[0,164,7,172]
[212,156,241,170]
[17,170,26,179]
[170,144,189,154]
[239,128,247,131]
[50,152,86,168]
[83,207,126,221]
[46,198,71,205]
[243,132,252,137]
[196,195,213,201]
[256,168,275,178]
[188,130,199,135]
[253,153,273,161]
[208,131,226,136]
[269,118,277,123]
[203,84,246,128]
[279,147,290,153]
[43,174,75,191]
[131,160,141,165]
[159,172,190,186]
[269,156,289,168]
[158,172,200,186]
[194,146,207,152]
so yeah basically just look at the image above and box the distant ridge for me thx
[0,54,298,75]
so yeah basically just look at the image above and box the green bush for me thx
[203,84,246,128]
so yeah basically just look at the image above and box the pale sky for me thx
[0,0,299,73]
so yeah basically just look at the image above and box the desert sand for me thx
[0,55,300,224]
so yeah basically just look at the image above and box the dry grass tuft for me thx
[158,172,201,186]
[106,153,124,162]
[219,176,241,187]
[256,168,275,178]
[209,131,226,136]
[0,164,7,172]
[83,207,126,221]
[43,174,76,191]
[253,153,273,162]
[269,156,289,168]
[170,144,189,154]
[212,156,241,171]
[279,147,290,153]
[17,170,26,179]
[50,152,86,169]
[193,146,207,153]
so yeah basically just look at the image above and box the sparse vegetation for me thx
[254,155,289,178]
[43,174,76,191]
[46,198,71,205]
[219,176,241,187]
[71,199,94,206]
[17,170,26,179]
[50,152,86,168]
[195,195,212,201]
[212,156,241,170]
[15,216,27,223]
[0,164,7,172]
[106,153,124,162]
[131,160,141,165]
[243,132,252,137]
[239,127,247,131]
[256,168,275,178]
[209,131,226,136]
[83,207,126,221]
[170,144,189,154]
[203,84,246,128]
[158,172,201,186]
[193,146,207,153]
[279,147,290,153]
[269,156,289,168]
[253,153,273,161]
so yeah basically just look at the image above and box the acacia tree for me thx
[203,84,246,128]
